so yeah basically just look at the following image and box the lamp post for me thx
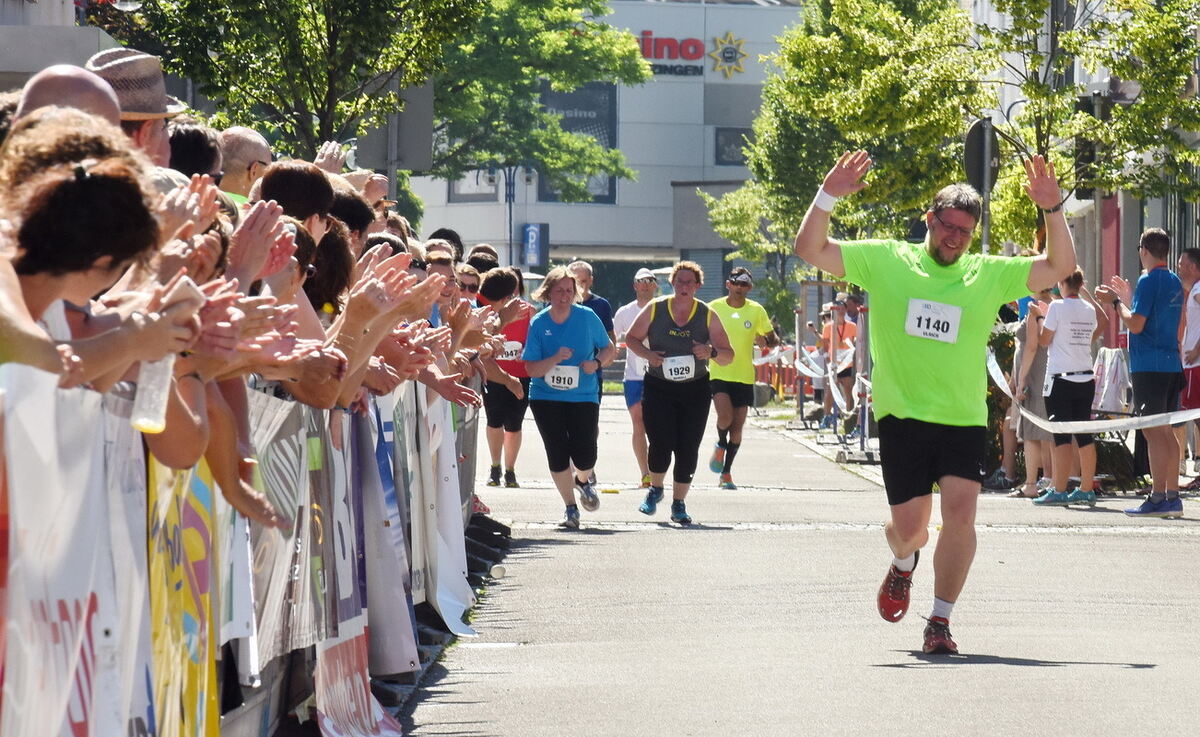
[487,164,535,266]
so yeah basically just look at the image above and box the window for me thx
[715,127,753,166]
[448,171,499,203]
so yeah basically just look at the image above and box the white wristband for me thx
[813,187,840,212]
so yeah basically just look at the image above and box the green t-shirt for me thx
[840,239,1033,426]
[708,296,773,384]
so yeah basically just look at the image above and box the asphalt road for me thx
[404,397,1200,736]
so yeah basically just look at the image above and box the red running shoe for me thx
[876,549,918,622]
[922,616,958,654]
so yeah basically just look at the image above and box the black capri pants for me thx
[1044,377,1095,447]
[483,377,531,432]
[642,374,712,484]
[529,399,600,473]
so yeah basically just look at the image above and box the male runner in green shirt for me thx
[794,151,1075,654]
[707,267,779,488]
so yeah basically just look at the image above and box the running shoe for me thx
[719,475,737,490]
[1032,488,1071,506]
[922,616,958,654]
[486,464,501,487]
[504,469,519,488]
[981,468,1016,490]
[709,443,726,473]
[876,550,918,622]
[640,473,652,488]
[1161,496,1184,518]
[670,499,692,525]
[639,485,664,515]
[1124,496,1177,518]
[561,505,580,529]
[575,477,600,512]
[1065,488,1096,507]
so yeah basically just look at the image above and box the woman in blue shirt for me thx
[523,266,616,529]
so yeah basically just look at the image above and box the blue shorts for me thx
[624,380,644,408]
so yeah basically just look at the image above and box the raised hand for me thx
[496,297,533,328]
[227,200,285,283]
[1022,155,1063,211]
[822,150,872,198]
[313,141,346,174]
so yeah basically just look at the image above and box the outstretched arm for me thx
[793,150,871,277]
[1024,156,1077,291]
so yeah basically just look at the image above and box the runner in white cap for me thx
[613,268,660,487]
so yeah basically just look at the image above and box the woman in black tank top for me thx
[623,261,734,525]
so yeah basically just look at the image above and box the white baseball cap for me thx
[634,267,658,281]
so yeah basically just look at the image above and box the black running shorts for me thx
[710,378,755,409]
[877,415,987,506]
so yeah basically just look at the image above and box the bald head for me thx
[15,65,121,125]
[219,125,272,196]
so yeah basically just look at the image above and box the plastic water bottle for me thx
[130,276,204,434]
[130,353,176,433]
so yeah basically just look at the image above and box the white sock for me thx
[892,552,916,573]
[931,597,954,621]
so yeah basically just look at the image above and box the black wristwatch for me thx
[1041,203,1063,214]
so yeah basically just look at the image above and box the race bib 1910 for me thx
[662,354,696,382]
[905,299,962,344]
[499,340,523,362]
[546,364,580,391]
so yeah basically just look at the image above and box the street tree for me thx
[428,0,651,201]
[106,0,482,158]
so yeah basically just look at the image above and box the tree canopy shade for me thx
[707,0,1200,271]
[428,0,651,202]
[108,0,483,158]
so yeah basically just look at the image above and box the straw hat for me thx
[85,48,186,121]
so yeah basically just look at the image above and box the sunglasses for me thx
[458,281,479,293]
[211,171,225,187]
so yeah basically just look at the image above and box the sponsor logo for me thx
[638,30,748,78]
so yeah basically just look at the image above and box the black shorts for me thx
[1044,377,1095,447]
[837,367,854,379]
[878,416,987,506]
[1131,371,1185,416]
[483,378,531,432]
[710,378,755,409]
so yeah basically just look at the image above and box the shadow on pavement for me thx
[400,662,491,736]
[876,651,1156,668]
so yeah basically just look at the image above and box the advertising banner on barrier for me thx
[147,459,219,737]
[394,383,427,605]
[314,409,405,735]
[421,394,476,636]
[102,393,157,736]
[247,389,319,664]
[0,366,122,737]
[355,410,421,676]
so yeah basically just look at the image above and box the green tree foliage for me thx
[977,0,1200,247]
[117,0,482,158]
[428,0,651,201]
[705,0,985,318]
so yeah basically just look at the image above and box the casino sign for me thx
[639,30,748,78]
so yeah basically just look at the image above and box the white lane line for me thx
[506,520,1200,536]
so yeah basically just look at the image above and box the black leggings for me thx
[642,374,711,484]
[529,399,600,473]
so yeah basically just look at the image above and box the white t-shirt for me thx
[613,299,649,381]
[1043,296,1097,382]
[1184,281,1200,368]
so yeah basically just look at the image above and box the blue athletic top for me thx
[581,294,614,334]
[1130,266,1183,373]
[523,304,610,403]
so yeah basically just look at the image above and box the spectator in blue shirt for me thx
[1097,228,1185,517]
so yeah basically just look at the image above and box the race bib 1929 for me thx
[546,364,580,391]
[905,299,962,344]
[662,354,696,382]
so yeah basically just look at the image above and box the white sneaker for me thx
[575,477,600,512]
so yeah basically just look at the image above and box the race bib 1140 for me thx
[905,299,962,344]
[546,364,580,391]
